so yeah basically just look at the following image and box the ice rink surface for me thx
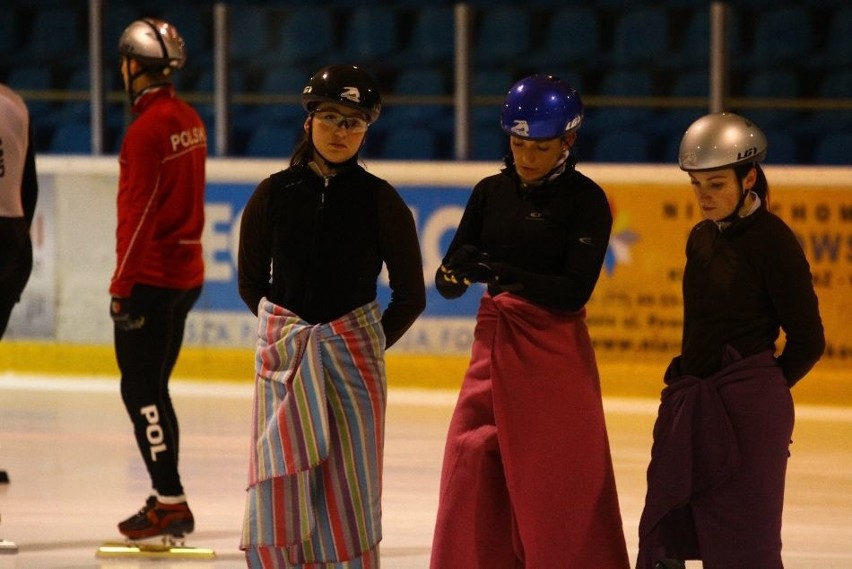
[1,373,850,568]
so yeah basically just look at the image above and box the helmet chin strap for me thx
[123,57,170,105]
[719,184,752,225]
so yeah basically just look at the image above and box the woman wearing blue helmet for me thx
[430,75,630,568]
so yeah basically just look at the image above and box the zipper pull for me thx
[321,176,330,207]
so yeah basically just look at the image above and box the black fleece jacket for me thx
[681,203,824,385]
[238,162,425,348]
[436,163,612,312]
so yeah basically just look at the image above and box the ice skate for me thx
[117,497,195,540]
[0,512,17,554]
[96,498,214,559]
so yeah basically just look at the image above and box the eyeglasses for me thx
[312,110,370,133]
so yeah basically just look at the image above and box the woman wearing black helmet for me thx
[237,64,425,567]
[637,113,825,569]
[430,75,630,568]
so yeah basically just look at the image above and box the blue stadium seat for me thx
[469,69,512,129]
[234,68,310,137]
[474,7,531,67]
[229,6,269,65]
[470,126,507,162]
[243,124,300,158]
[588,70,656,133]
[543,69,585,95]
[266,8,334,66]
[381,127,440,160]
[4,66,56,118]
[245,68,308,126]
[50,121,92,154]
[664,8,744,70]
[812,132,852,165]
[192,68,247,94]
[655,70,709,135]
[811,7,852,70]
[382,68,452,130]
[0,8,21,54]
[259,68,309,95]
[395,6,455,66]
[608,7,669,67]
[56,100,90,125]
[530,6,601,68]
[525,0,589,6]
[337,6,398,64]
[739,70,800,129]
[22,7,84,66]
[761,130,799,165]
[800,70,852,135]
[740,6,812,69]
[591,130,653,163]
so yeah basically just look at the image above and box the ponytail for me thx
[735,163,769,207]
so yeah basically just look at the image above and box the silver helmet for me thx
[678,112,767,172]
[118,18,186,73]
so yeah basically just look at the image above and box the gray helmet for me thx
[678,112,767,172]
[119,18,186,73]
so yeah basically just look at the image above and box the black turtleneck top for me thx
[436,163,612,312]
[681,203,824,385]
[238,162,426,348]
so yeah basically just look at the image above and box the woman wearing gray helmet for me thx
[237,64,425,567]
[637,113,825,569]
[430,75,629,568]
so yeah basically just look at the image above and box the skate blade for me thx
[0,539,18,554]
[96,540,215,559]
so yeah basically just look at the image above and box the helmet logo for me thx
[303,86,312,94]
[565,115,582,132]
[737,146,758,161]
[510,120,530,137]
[341,86,361,103]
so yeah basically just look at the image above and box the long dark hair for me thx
[290,131,311,167]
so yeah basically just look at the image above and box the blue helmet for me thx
[500,75,583,140]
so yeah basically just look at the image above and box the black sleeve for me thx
[765,221,825,386]
[237,178,274,316]
[434,184,485,299]
[377,182,426,348]
[21,122,38,227]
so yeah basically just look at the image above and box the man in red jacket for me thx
[109,18,206,541]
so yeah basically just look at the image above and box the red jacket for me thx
[110,85,206,297]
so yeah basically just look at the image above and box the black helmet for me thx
[302,65,382,123]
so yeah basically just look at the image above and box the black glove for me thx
[444,244,487,271]
[439,245,491,285]
[110,296,145,331]
[452,261,497,284]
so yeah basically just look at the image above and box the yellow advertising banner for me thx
[587,182,851,374]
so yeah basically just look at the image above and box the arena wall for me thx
[2,157,849,404]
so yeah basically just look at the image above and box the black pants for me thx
[115,284,202,498]
[0,218,33,339]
